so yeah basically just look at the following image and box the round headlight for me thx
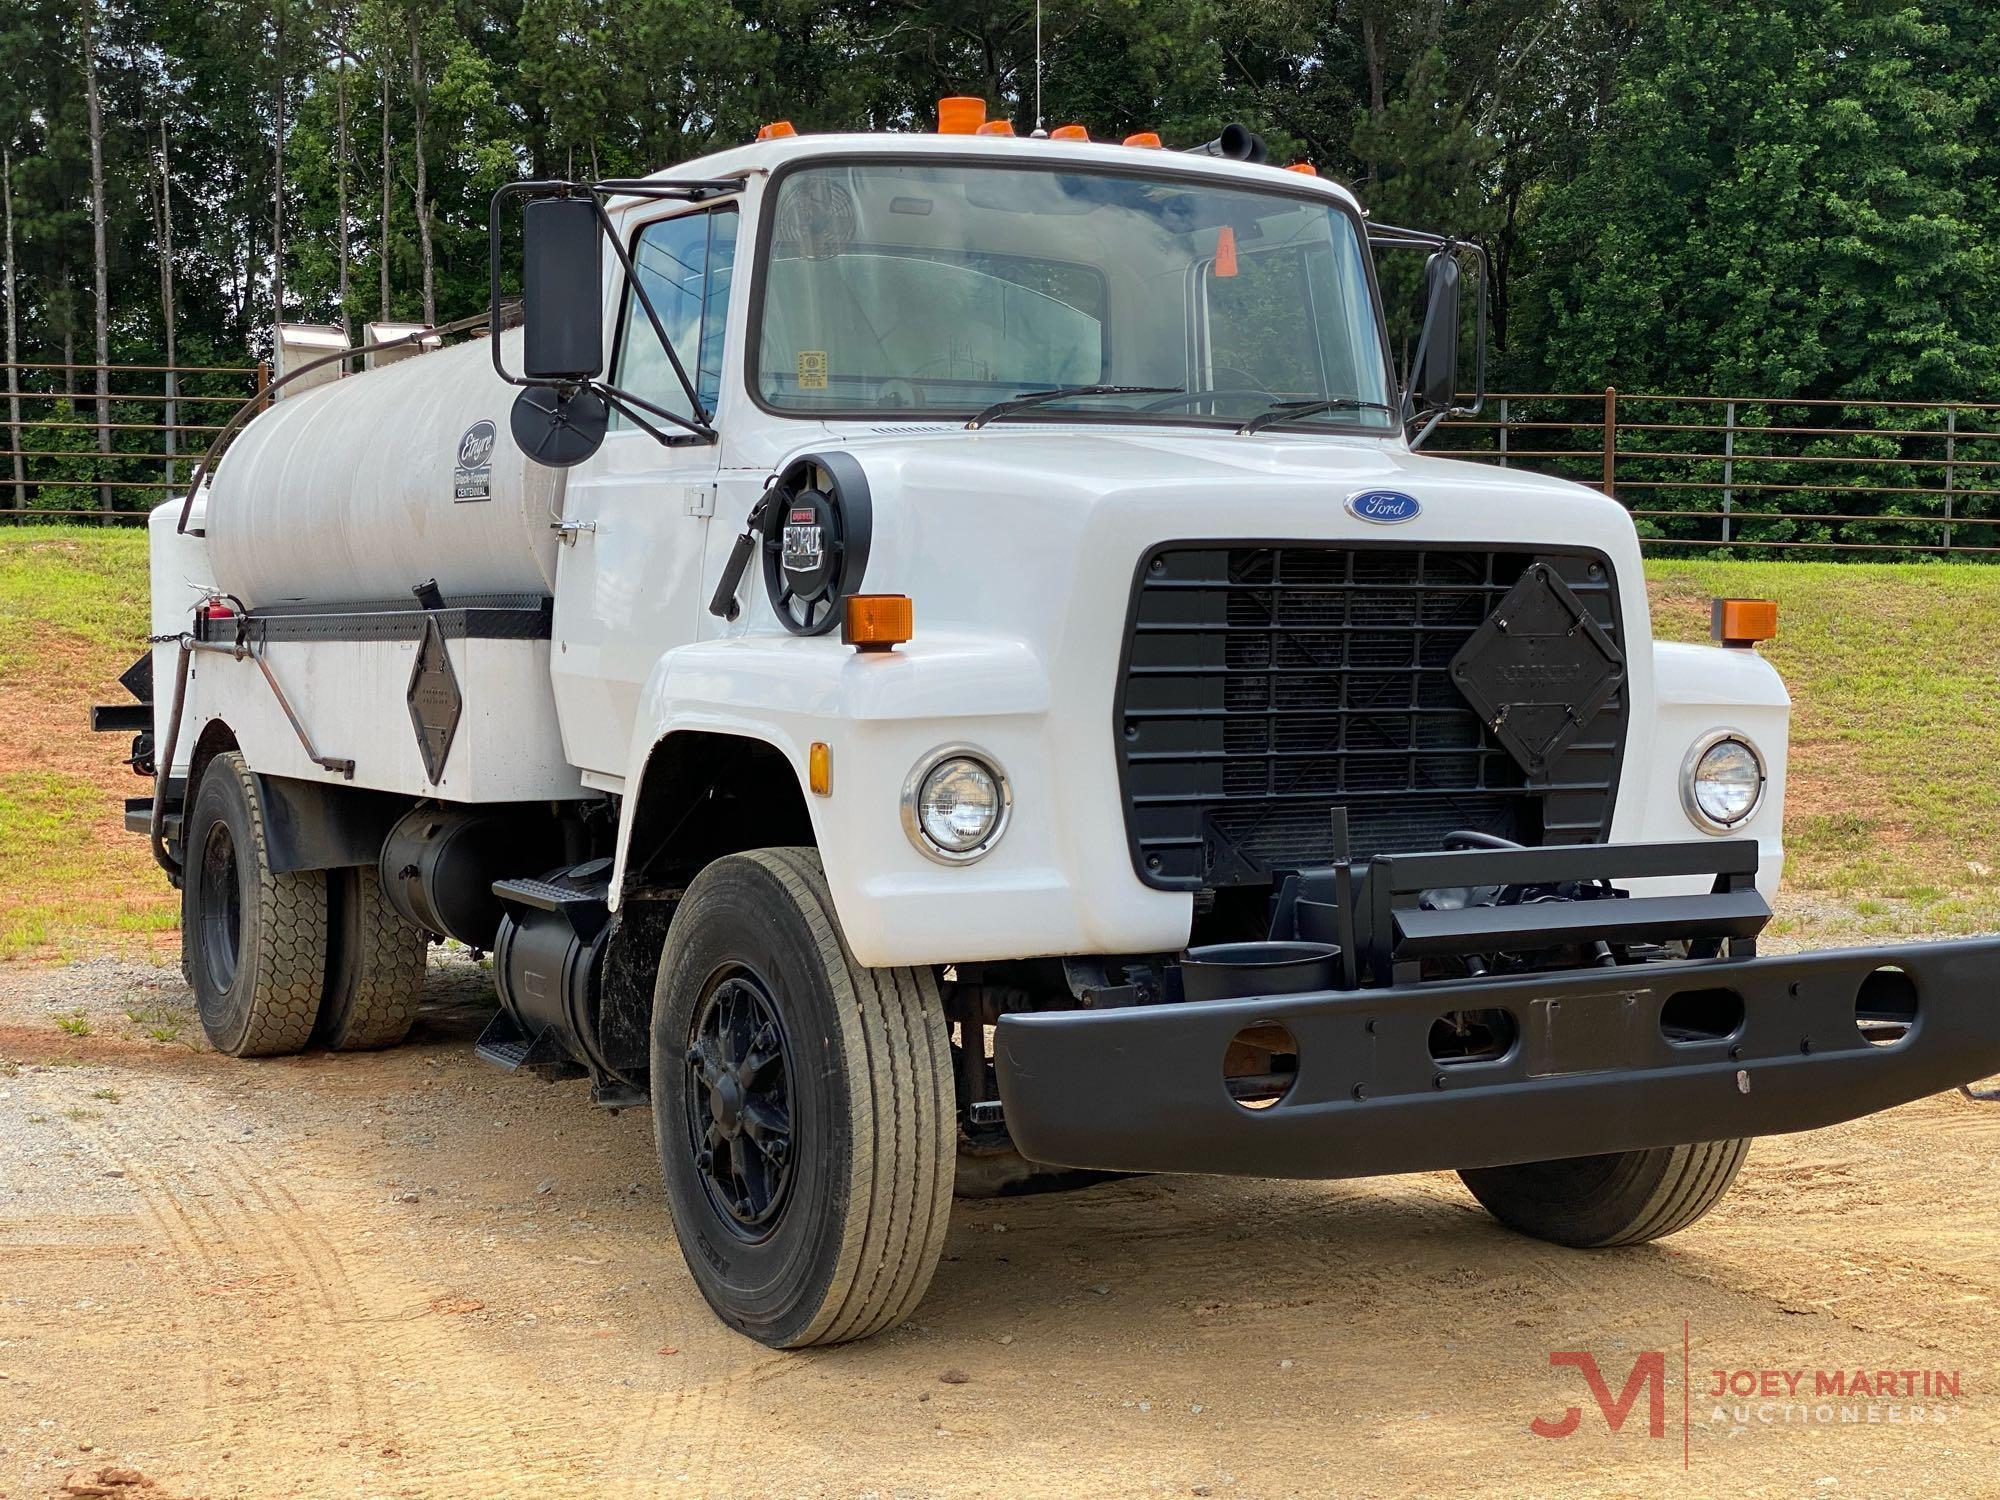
[1683,733,1765,831]
[902,749,1010,862]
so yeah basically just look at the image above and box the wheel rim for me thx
[684,968,796,1240]
[197,820,243,991]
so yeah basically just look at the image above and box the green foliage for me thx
[1511,0,2000,401]
[0,0,1995,526]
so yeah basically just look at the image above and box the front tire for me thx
[1459,1139,1751,1248]
[651,848,954,1348]
[182,752,328,1057]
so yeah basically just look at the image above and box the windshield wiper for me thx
[1237,396,1398,436]
[966,384,1183,431]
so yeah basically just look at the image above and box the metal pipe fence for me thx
[3,368,1997,557]
[1432,389,2000,558]
[0,359,262,522]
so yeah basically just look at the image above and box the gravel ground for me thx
[2,949,1998,1499]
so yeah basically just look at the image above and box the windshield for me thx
[752,160,1396,431]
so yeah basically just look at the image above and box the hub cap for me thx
[684,971,795,1238]
[197,821,243,990]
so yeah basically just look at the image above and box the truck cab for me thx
[112,113,2000,1350]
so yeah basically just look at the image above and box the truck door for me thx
[550,203,739,780]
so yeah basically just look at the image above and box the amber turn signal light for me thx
[938,97,987,134]
[809,741,832,797]
[1711,597,1778,647]
[1286,162,1318,176]
[976,119,1015,136]
[756,120,796,140]
[1124,131,1163,148]
[1050,124,1089,141]
[843,594,914,652]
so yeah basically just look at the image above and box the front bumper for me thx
[995,938,2000,1179]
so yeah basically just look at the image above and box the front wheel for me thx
[651,848,954,1348]
[1459,1139,1751,1248]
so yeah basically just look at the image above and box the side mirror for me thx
[521,197,604,381]
[1414,249,1461,413]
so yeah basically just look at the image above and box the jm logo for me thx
[1532,1351,1667,1439]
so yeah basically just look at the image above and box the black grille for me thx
[1115,544,1627,890]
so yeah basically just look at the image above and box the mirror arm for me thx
[584,189,712,427]
[1409,407,1451,448]
[595,381,715,444]
[1466,240,1489,418]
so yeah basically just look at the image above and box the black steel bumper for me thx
[994,938,2000,1179]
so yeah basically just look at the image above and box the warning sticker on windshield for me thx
[796,351,829,391]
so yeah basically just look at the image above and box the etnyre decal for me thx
[1346,489,1421,524]
[453,419,497,502]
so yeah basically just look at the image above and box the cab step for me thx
[474,1012,584,1079]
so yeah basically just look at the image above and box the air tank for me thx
[203,329,566,606]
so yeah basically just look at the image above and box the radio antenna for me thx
[1035,0,1043,130]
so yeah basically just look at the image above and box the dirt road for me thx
[2,954,1996,1500]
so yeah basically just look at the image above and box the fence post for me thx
[256,359,271,412]
[1722,400,1735,544]
[1943,407,1956,556]
[1497,397,1509,468]
[1601,386,1617,498]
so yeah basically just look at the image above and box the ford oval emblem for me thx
[1347,489,1422,525]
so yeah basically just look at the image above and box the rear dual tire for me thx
[182,753,425,1057]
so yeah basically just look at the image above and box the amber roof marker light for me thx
[938,97,987,135]
[1711,598,1778,648]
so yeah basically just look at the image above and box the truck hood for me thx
[776,425,1649,638]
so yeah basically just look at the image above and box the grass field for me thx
[2,526,1996,959]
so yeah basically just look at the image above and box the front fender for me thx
[1620,641,1791,898]
[611,632,1192,968]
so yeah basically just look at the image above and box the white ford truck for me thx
[101,109,2000,1348]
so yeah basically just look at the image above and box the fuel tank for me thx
[203,330,565,606]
